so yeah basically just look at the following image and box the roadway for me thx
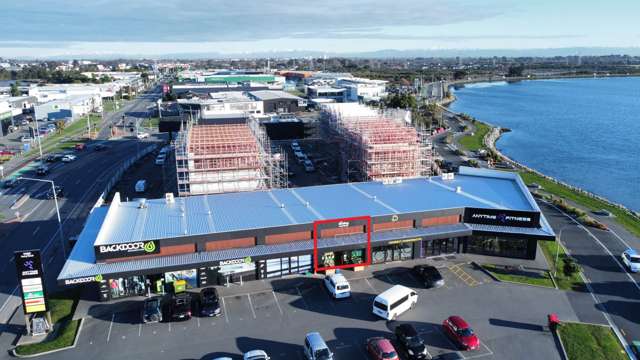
[0,86,163,324]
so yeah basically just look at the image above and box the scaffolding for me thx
[175,117,287,196]
[320,103,432,182]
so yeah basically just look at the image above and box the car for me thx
[366,337,399,360]
[20,119,29,126]
[61,154,77,162]
[412,264,444,288]
[622,249,640,273]
[36,166,49,176]
[592,209,612,217]
[323,273,351,299]
[135,179,147,193]
[142,297,163,323]
[632,340,640,357]
[294,151,306,163]
[3,178,18,188]
[169,293,192,321]
[45,154,58,162]
[137,132,150,139]
[243,350,270,360]
[303,160,315,172]
[395,324,429,359]
[303,332,334,360]
[199,287,221,317]
[45,186,63,200]
[74,143,86,151]
[94,144,109,151]
[155,156,166,165]
[442,316,480,351]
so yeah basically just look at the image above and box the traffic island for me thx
[481,263,556,288]
[556,322,627,360]
[13,290,82,357]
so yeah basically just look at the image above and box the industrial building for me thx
[177,92,264,121]
[248,90,307,113]
[57,167,555,301]
[336,77,388,102]
[321,103,431,182]
[33,94,102,121]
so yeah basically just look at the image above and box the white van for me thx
[135,180,147,193]
[323,273,351,299]
[372,285,418,320]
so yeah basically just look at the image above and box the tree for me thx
[453,69,467,80]
[55,120,66,133]
[10,81,20,96]
[507,65,525,77]
[384,93,416,109]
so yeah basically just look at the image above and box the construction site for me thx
[320,103,432,182]
[174,118,287,196]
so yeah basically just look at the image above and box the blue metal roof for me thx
[92,167,541,247]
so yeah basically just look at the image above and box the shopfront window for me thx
[108,276,146,299]
[466,236,528,259]
[263,255,312,278]
[372,248,386,264]
[164,269,198,289]
[422,238,458,257]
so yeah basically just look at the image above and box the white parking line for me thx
[168,322,172,332]
[75,179,82,185]
[384,273,394,284]
[247,294,257,319]
[272,291,283,315]
[221,297,229,323]
[48,207,56,216]
[364,278,376,292]
[32,226,40,236]
[106,313,114,342]
[138,323,142,336]
[197,316,200,328]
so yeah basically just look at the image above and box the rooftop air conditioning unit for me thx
[138,199,147,209]
[165,193,175,204]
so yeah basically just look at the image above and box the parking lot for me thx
[71,258,579,360]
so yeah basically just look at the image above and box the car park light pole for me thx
[18,177,66,258]
[32,118,44,161]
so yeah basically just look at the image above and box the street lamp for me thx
[18,177,66,258]
[554,224,573,277]
[31,118,44,161]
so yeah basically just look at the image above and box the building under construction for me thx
[321,103,432,182]
[175,119,286,196]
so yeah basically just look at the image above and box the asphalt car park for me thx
[72,259,579,360]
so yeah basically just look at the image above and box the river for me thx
[449,77,640,212]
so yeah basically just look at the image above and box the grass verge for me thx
[520,171,640,238]
[539,241,585,291]
[558,323,627,360]
[27,115,102,156]
[482,264,555,288]
[459,121,490,151]
[141,117,159,129]
[14,290,81,356]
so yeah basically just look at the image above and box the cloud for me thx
[0,0,511,42]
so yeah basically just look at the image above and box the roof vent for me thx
[373,195,377,200]
[138,199,147,209]
[165,193,175,204]
[456,186,462,193]
[280,203,285,208]
[305,201,310,207]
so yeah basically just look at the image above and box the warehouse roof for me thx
[90,167,542,247]
[249,90,303,101]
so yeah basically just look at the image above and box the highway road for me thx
[0,86,163,323]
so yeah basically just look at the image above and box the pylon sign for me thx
[15,250,48,314]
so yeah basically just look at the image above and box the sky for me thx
[1,0,639,58]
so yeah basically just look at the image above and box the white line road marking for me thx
[221,297,229,323]
[9,257,14,263]
[75,179,82,185]
[384,273,394,284]
[272,291,283,315]
[138,323,142,336]
[247,294,256,319]
[32,226,40,236]
[48,207,56,216]
[364,278,376,292]
[106,313,114,342]
[296,287,309,310]
[168,322,172,332]
[47,256,54,265]
[197,316,200,327]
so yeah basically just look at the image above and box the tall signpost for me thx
[14,250,50,335]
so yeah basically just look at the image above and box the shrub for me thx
[563,256,579,276]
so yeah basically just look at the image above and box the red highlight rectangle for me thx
[313,216,372,273]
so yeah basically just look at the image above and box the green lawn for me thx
[459,122,491,151]
[539,241,585,291]
[482,264,555,288]
[28,115,102,155]
[141,117,160,129]
[558,323,627,360]
[520,171,640,238]
[102,100,118,113]
[14,290,81,356]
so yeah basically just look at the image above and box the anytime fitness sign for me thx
[94,240,160,260]
[464,208,540,228]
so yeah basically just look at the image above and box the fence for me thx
[98,144,157,203]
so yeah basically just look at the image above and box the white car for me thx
[61,154,77,162]
[243,350,270,360]
[155,154,166,165]
[622,249,640,272]
[137,132,150,139]
[324,273,351,299]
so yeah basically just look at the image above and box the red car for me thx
[366,337,399,360]
[442,316,480,350]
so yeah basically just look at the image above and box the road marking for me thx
[47,256,54,265]
[364,278,376,292]
[106,313,114,342]
[247,294,257,319]
[272,291,283,315]
[32,226,40,236]
[138,323,142,336]
[48,207,56,216]
[75,179,82,185]
[197,316,200,328]
[168,322,172,332]
[221,297,229,323]
[384,273,394,285]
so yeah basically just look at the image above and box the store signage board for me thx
[14,250,47,314]
[464,208,540,228]
[94,240,160,260]
[388,237,422,245]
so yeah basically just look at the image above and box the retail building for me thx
[57,167,555,301]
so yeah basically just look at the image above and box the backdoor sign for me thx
[14,250,47,314]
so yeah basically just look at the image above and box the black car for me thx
[170,293,192,321]
[395,324,429,359]
[412,265,444,288]
[35,166,49,176]
[3,178,18,188]
[142,297,163,323]
[94,144,110,151]
[199,287,221,317]
[45,186,63,199]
